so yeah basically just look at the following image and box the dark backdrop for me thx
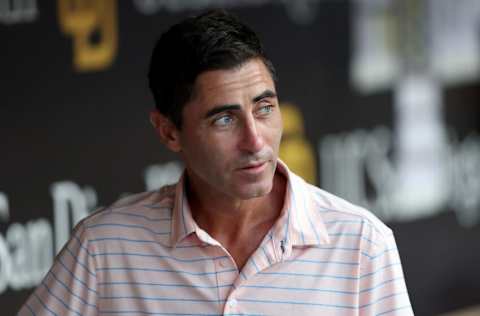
[1,1,479,315]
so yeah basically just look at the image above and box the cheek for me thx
[265,122,283,148]
[207,135,236,162]
[185,133,233,167]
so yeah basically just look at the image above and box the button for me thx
[228,299,237,308]
[219,259,228,267]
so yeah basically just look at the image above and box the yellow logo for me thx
[57,0,118,72]
[280,103,317,184]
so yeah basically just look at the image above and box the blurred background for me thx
[1,0,479,315]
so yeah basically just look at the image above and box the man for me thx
[18,10,413,316]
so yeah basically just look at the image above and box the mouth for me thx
[237,161,268,175]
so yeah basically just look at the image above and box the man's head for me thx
[149,10,282,201]
[148,9,276,129]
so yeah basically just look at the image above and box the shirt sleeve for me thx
[17,221,98,316]
[359,224,414,316]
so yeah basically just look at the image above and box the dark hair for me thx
[148,9,276,128]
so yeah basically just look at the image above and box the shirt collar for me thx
[169,159,330,249]
[170,174,198,247]
[270,160,330,254]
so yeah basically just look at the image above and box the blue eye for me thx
[258,104,273,115]
[214,115,233,126]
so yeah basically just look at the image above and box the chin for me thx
[233,179,273,200]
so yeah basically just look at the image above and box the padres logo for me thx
[58,0,118,72]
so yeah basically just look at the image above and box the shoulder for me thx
[301,181,398,261]
[291,172,389,231]
[289,171,393,247]
[75,184,177,233]
[309,182,391,234]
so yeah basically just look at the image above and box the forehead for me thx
[192,58,276,104]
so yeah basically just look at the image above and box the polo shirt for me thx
[18,161,413,316]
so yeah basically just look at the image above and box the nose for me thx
[239,115,264,153]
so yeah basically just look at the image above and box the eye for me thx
[257,104,274,116]
[213,114,234,127]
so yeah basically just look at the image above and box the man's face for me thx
[177,58,282,200]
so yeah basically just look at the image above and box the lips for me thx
[241,161,266,169]
[237,161,268,175]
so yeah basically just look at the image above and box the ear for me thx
[149,110,182,152]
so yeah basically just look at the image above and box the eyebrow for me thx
[253,89,277,103]
[204,104,241,119]
[204,89,278,119]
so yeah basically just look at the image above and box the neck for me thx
[186,172,286,242]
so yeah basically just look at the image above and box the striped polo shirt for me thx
[18,161,413,316]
